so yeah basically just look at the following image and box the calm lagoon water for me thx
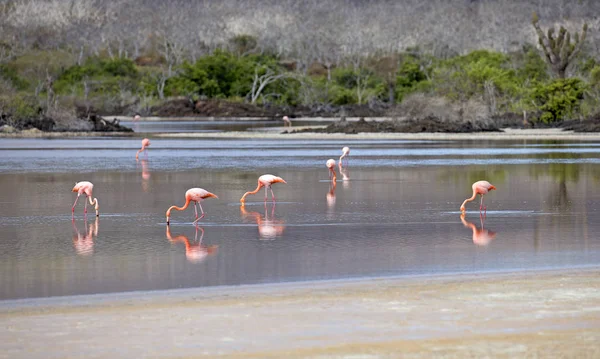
[1,131,600,300]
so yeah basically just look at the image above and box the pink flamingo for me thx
[166,225,218,263]
[136,138,151,160]
[460,180,496,213]
[71,181,99,217]
[166,188,218,224]
[326,159,337,182]
[282,116,292,127]
[133,114,141,121]
[339,146,350,167]
[240,174,287,204]
[460,213,496,246]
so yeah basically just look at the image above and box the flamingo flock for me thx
[71,135,497,226]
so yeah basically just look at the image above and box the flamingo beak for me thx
[490,185,497,191]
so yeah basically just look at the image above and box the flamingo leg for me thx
[193,202,205,224]
[270,187,276,202]
[72,194,81,214]
[84,196,88,214]
[264,186,268,202]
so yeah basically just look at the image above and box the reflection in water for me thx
[240,203,286,240]
[72,217,99,256]
[166,225,218,263]
[138,159,151,192]
[460,213,496,246]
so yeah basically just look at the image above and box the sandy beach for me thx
[1,268,599,358]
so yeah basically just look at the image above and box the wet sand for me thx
[1,268,599,358]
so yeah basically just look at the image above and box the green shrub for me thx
[532,78,585,123]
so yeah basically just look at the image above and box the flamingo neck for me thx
[460,191,477,210]
[167,197,191,217]
[241,182,263,202]
[87,196,99,216]
[330,168,337,182]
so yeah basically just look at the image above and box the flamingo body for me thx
[136,138,151,159]
[166,188,218,224]
[460,180,496,213]
[282,116,292,127]
[71,181,99,217]
[326,159,337,182]
[240,174,287,203]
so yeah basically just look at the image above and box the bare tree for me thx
[248,66,288,104]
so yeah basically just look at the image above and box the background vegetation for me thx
[1,0,599,128]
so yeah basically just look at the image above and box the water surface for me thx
[1,134,599,300]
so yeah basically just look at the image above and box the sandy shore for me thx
[1,268,599,358]
[3,128,600,141]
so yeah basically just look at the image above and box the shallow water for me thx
[1,134,600,300]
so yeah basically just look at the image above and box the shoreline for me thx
[2,128,600,140]
[2,267,599,357]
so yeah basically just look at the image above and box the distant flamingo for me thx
[166,225,218,263]
[338,162,350,188]
[339,146,350,167]
[282,116,292,127]
[133,114,141,121]
[240,174,287,204]
[135,138,151,160]
[460,213,496,246]
[71,181,99,217]
[460,180,496,213]
[326,159,337,182]
[166,188,218,224]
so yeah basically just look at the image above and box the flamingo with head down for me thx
[240,174,287,204]
[326,159,337,182]
[460,180,496,213]
[71,181,99,217]
[166,188,218,224]
[339,146,350,167]
[136,138,151,160]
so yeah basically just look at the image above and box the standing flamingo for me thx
[72,181,99,217]
[166,188,218,224]
[282,116,292,127]
[339,146,350,167]
[326,159,337,182]
[240,174,287,204]
[133,114,141,121]
[136,138,151,160]
[460,180,496,213]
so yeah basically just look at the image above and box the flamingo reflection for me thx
[166,225,218,263]
[460,213,496,246]
[138,159,151,192]
[72,217,99,256]
[240,203,286,240]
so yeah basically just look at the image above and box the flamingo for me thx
[339,146,350,167]
[240,174,287,204]
[136,138,151,160]
[460,180,496,213]
[133,114,141,121]
[166,225,218,263]
[166,188,218,224]
[460,213,496,246]
[282,116,292,127]
[326,159,337,182]
[72,181,99,217]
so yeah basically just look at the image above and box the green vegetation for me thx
[1,32,598,128]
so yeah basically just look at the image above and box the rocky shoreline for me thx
[2,98,600,135]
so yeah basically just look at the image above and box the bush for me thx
[532,78,585,123]
[54,57,139,96]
